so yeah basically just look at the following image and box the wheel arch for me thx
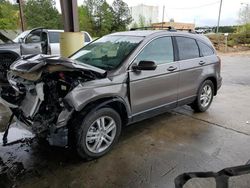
[200,76,218,96]
[0,50,21,59]
[73,96,130,127]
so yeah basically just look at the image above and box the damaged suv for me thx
[0,30,222,159]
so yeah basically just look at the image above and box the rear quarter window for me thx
[176,37,200,60]
[197,40,214,56]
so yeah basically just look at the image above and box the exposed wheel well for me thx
[0,51,20,82]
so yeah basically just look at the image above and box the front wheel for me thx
[76,107,122,160]
[191,80,214,112]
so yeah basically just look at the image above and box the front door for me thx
[21,29,48,55]
[129,36,179,115]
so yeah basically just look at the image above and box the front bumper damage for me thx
[47,107,74,147]
[0,81,75,147]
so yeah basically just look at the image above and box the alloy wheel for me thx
[85,116,117,154]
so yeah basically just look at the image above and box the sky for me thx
[55,0,250,26]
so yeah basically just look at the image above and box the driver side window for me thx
[136,37,174,65]
[25,30,42,43]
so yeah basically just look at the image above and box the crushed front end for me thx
[0,55,105,146]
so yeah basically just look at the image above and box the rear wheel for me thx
[191,80,214,112]
[76,107,121,160]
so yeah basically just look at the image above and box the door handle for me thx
[199,61,206,65]
[167,66,177,71]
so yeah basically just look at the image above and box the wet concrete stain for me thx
[0,54,250,188]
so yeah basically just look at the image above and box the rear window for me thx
[48,32,60,43]
[176,37,200,60]
[197,41,214,56]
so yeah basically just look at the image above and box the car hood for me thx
[10,54,106,76]
[0,43,20,49]
[0,32,14,44]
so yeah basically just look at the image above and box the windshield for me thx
[70,35,143,70]
[13,30,30,43]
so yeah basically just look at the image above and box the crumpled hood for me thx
[10,54,106,75]
[0,32,14,44]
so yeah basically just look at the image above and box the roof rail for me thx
[130,26,196,34]
[176,28,196,34]
[130,26,177,32]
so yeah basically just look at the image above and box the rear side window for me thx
[176,37,199,60]
[197,41,214,56]
[48,32,60,43]
[136,37,174,65]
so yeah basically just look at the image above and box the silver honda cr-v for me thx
[0,29,222,159]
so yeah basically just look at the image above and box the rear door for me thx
[175,36,205,105]
[129,36,179,115]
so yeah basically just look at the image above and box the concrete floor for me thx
[0,53,250,188]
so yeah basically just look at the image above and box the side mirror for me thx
[132,60,157,71]
[18,38,24,43]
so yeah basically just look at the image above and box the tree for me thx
[0,0,19,29]
[131,22,138,29]
[78,5,93,34]
[83,0,115,37]
[112,0,132,31]
[138,14,146,27]
[99,1,114,35]
[24,0,62,29]
[238,5,250,24]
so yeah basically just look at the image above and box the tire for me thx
[76,107,122,160]
[191,80,214,112]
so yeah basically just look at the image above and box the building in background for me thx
[130,4,159,28]
[152,21,195,30]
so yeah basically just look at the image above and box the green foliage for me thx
[24,0,62,29]
[218,26,237,33]
[238,23,250,33]
[82,0,131,37]
[83,0,115,37]
[131,22,138,29]
[78,5,93,34]
[229,33,250,45]
[112,0,132,31]
[99,1,114,36]
[0,0,132,37]
[0,0,19,29]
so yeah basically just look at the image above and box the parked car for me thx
[12,29,92,55]
[0,28,92,82]
[0,29,222,159]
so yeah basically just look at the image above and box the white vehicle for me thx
[13,28,93,56]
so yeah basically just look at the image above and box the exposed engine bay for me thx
[0,54,106,146]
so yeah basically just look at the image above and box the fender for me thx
[79,96,131,118]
